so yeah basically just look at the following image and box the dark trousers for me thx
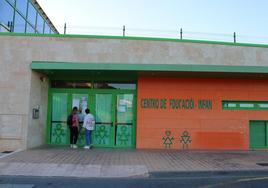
[70,126,78,144]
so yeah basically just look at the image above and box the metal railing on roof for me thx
[57,24,268,44]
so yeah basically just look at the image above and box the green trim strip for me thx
[1,32,268,48]
[31,61,268,74]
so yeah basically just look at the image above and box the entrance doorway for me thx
[48,89,136,148]
[249,121,268,149]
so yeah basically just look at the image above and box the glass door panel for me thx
[93,94,113,146]
[71,94,89,146]
[51,93,69,145]
[115,94,134,147]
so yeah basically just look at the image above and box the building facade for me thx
[1,33,268,151]
[0,0,58,34]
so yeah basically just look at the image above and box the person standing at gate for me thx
[83,108,95,149]
[68,106,79,148]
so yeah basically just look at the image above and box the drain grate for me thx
[257,163,268,166]
[2,151,13,154]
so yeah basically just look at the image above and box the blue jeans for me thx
[85,129,92,146]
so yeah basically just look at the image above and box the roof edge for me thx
[30,61,268,74]
[1,32,268,48]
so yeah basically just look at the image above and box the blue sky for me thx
[37,0,268,43]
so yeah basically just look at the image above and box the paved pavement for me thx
[1,146,268,178]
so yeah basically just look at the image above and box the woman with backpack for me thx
[68,106,79,148]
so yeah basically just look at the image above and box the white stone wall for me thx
[0,36,32,151]
[26,72,48,148]
[0,35,268,151]
[2,36,268,66]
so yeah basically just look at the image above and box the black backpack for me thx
[67,115,72,128]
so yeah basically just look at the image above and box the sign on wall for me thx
[141,98,212,110]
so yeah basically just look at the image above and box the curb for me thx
[149,169,268,178]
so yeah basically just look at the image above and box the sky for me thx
[37,0,268,43]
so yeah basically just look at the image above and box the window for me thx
[36,13,44,33]
[94,82,136,90]
[27,2,36,27]
[222,101,268,110]
[50,81,136,89]
[26,23,35,33]
[51,81,92,88]
[44,22,50,34]
[7,0,15,5]
[13,12,26,32]
[16,0,28,17]
[50,29,56,34]
[0,0,14,29]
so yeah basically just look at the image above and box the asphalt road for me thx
[1,171,268,188]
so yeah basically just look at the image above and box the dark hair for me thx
[85,108,90,114]
[72,106,78,111]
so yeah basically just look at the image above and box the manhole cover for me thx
[2,151,13,154]
[257,163,268,166]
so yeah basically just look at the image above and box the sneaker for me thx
[84,146,90,149]
[70,144,73,148]
[73,145,78,149]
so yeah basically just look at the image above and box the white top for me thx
[82,114,95,130]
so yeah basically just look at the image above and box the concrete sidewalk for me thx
[1,146,268,178]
